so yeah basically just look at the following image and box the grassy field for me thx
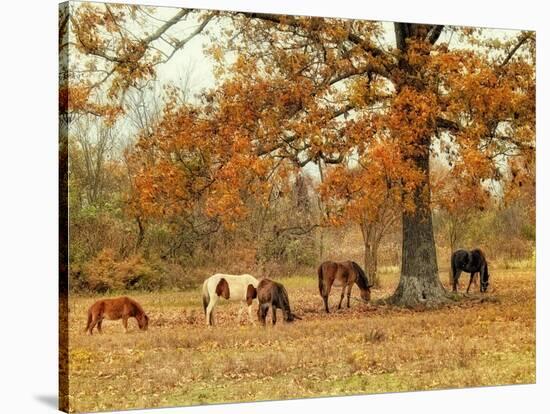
[66,268,535,413]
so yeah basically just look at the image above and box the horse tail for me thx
[84,308,92,333]
[280,285,292,314]
[351,261,370,289]
[202,280,210,315]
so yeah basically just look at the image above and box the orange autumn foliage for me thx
[64,5,535,303]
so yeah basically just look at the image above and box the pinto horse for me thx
[202,273,259,326]
[451,248,490,293]
[318,261,372,313]
[85,296,149,335]
[256,278,302,325]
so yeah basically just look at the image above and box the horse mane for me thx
[351,261,370,290]
[473,248,490,282]
[128,297,146,315]
[472,248,487,263]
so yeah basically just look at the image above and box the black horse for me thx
[451,248,490,293]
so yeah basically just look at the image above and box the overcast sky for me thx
[144,5,521,100]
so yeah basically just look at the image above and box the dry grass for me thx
[66,268,535,413]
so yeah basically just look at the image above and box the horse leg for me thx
[262,305,269,325]
[247,304,256,325]
[322,283,332,313]
[338,285,346,310]
[122,316,129,333]
[466,273,475,294]
[346,284,352,308]
[237,305,244,324]
[271,305,277,325]
[322,295,329,313]
[453,270,461,292]
[205,298,217,326]
[88,317,99,335]
[97,319,103,334]
[258,304,268,326]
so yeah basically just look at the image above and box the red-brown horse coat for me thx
[246,284,257,305]
[318,260,372,313]
[215,278,230,299]
[85,296,149,335]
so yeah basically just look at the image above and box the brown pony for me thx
[256,279,301,325]
[318,261,372,313]
[85,296,149,335]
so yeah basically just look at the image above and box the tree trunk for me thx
[318,228,324,263]
[388,23,450,307]
[135,215,145,251]
[448,218,457,287]
[317,161,325,263]
[360,221,380,287]
[389,145,448,307]
[364,241,379,288]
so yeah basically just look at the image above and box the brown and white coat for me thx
[202,273,259,326]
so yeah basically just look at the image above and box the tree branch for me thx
[143,8,190,44]
[427,25,444,45]
[394,22,409,51]
[255,102,356,156]
[162,14,215,62]
[436,116,460,132]
[500,32,534,68]
[244,12,391,68]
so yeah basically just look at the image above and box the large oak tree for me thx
[66,4,535,307]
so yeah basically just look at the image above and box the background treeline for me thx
[68,109,534,293]
[64,4,535,295]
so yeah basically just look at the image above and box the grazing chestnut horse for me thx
[318,260,372,313]
[85,296,149,335]
[202,273,259,326]
[256,278,302,325]
[451,248,490,293]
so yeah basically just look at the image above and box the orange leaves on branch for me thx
[66,7,535,241]
[320,140,404,226]
[387,87,438,150]
[432,159,489,217]
[127,86,281,230]
[63,84,123,124]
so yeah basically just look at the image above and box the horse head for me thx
[138,313,149,331]
[480,270,490,293]
[359,285,372,302]
[480,253,490,293]
[285,311,302,322]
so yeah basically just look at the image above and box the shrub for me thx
[79,249,165,292]
[258,234,317,268]
[82,249,118,292]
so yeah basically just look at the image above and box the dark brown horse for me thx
[451,248,490,293]
[85,296,149,334]
[317,261,372,313]
[256,279,301,325]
